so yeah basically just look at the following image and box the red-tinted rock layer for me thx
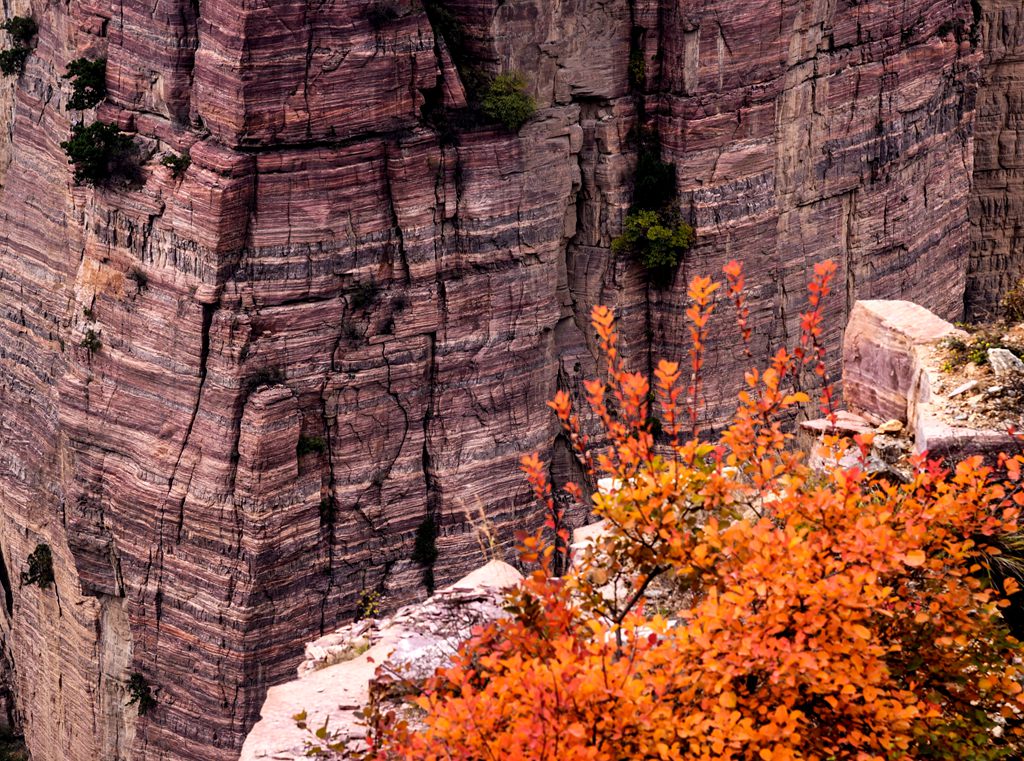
[0,1,1009,760]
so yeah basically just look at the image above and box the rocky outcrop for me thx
[843,299,1018,459]
[0,1,1015,760]
[843,300,967,423]
[240,560,522,761]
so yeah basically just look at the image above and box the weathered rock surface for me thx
[843,299,1018,460]
[844,300,966,423]
[0,1,1018,760]
[968,0,1024,318]
[240,560,522,761]
[988,347,1024,378]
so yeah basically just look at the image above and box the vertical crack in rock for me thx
[418,332,439,594]
[171,301,215,543]
[0,547,12,618]
[382,145,412,284]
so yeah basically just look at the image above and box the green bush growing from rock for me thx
[63,57,106,110]
[297,435,327,457]
[160,151,190,178]
[126,673,156,715]
[482,72,536,131]
[611,209,695,270]
[60,121,133,185]
[356,589,382,620]
[20,544,53,589]
[80,328,102,353]
[0,17,36,76]
[1,17,36,44]
[0,48,28,76]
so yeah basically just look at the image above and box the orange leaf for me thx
[904,550,927,568]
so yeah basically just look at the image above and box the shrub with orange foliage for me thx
[320,263,1024,760]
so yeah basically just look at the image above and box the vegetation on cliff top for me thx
[308,261,1024,760]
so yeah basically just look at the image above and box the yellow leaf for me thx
[719,691,737,709]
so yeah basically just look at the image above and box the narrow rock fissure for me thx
[0,545,12,617]
[170,301,216,543]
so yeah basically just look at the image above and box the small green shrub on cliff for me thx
[0,17,36,76]
[60,121,134,185]
[297,435,327,457]
[356,589,382,620]
[20,544,53,589]
[63,57,106,110]
[126,673,156,715]
[611,209,695,270]
[160,151,190,178]
[0,48,28,76]
[1,17,37,44]
[80,328,102,353]
[481,72,536,131]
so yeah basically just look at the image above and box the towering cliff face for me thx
[969,0,1024,318]
[0,1,1004,759]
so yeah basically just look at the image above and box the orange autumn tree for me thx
[339,262,1024,760]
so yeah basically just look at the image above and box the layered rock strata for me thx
[0,1,1010,760]
[969,0,1024,318]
